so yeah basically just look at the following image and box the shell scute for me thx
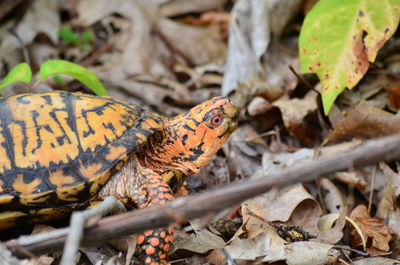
[0,92,164,209]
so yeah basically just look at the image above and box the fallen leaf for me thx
[273,90,319,142]
[224,218,285,260]
[21,256,54,265]
[171,227,225,254]
[0,0,60,69]
[388,210,400,237]
[222,0,303,105]
[386,83,400,110]
[349,204,396,254]
[226,125,264,178]
[260,40,299,100]
[376,162,400,219]
[204,248,226,265]
[247,96,274,116]
[178,11,230,41]
[315,210,346,244]
[318,213,341,232]
[159,0,226,17]
[81,245,125,265]
[264,184,321,223]
[326,103,400,143]
[0,0,23,22]
[319,178,346,213]
[256,139,362,176]
[157,18,226,65]
[109,236,137,265]
[77,0,172,83]
[0,243,23,265]
[333,171,367,190]
[260,242,338,265]
[352,257,400,265]
[77,0,225,106]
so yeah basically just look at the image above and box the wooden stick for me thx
[6,134,400,258]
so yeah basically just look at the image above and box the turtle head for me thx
[164,96,238,174]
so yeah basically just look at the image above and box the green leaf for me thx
[0,63,32,91]
[82,30,93,43]
[299,0,400,114]
[52,75,68,86]
[58,27,79,45]
[40,60,107,96]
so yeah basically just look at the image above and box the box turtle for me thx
[0,91,238,265]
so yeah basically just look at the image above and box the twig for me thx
[80,40,115,67]
[288,65,317,93]
[7,27,30,66]
[367,164,376,214]
[5,134,400,258]
[221,248,237,265]
[333,246,370,257]
[60,197,123,265]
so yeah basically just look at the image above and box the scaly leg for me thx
[132,168,175,265]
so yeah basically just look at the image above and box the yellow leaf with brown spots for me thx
[299,0,400,114]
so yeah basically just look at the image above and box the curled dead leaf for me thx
[349,204,396,254]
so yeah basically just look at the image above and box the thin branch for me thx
[7,27,30,66]
[6,134,400,258]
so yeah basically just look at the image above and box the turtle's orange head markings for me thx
[162,96,238,174]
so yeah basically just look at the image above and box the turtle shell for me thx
[0,92,164,211]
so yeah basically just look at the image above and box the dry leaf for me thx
[21,256,54,265]
[159,0,226,17]
[264,184,321,223]
[333,171,367,189]
[318,213,341,232]
[0,0,60,68]
[0,243,23,265]
[255,139,363,179]
[326,103,400,143]
[109,236,137,265]
[0,0,23,22]
[226,125,264,178]
[349,204,396,254]
[386,83,400,110]
[81,246,125,265]
[260,242,338,265]
[319,178,346,213]
[178,11,230,40]
[388,210,400,237]
[222,0,302,105]
[352,257,400,265]
[377,162,400,219]
[273,90,318,142]
[171,228,225,254]
[247,96,274,116]
[157,18,226,65]
[78,0,171,82]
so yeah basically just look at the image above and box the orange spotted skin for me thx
[0,92,238,265]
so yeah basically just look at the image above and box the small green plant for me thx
[0,60,107,96]
[58,27,93,50]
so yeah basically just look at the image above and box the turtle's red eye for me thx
[210,115,223,126]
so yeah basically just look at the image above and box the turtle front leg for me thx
[132,168,175,265]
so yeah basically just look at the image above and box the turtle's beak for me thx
[222,106,239,137]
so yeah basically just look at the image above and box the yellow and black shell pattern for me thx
[0,92,164,212]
